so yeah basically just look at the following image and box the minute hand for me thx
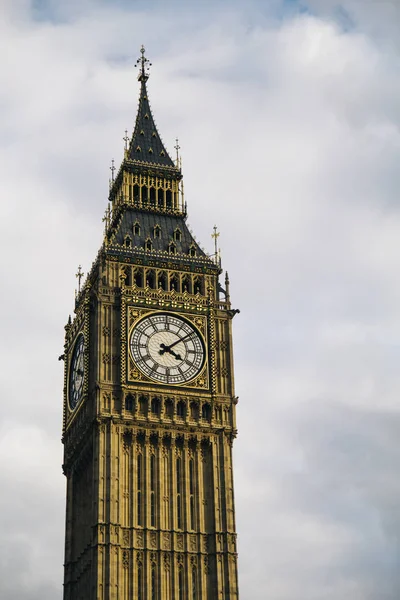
[168,331,195,350]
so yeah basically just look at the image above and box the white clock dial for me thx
[130,313,205,384]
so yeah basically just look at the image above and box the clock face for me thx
[69,334,85,410]
[130,313,205,385]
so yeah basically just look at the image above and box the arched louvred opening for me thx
[139,395,148,416]
[201,403,211,422]
[169,273,179,292]
[150,455,156,528]
[166,189,172,209]
[133,221,141,236]
[189,244,197,257]
[176,456,183,529]
[189,458,195,530]
[133,185,140,205]
[168,242,176,255]
[134,268,143,287]
[124,266,132,286]
[150,187,156,206]
[190,401,199,420]
[174,228,182,242]
[193,276,204,295]
[125,394,134,411]
[145,238,153,251]
[176,400,186,419]
[137,453,143,526]
[151,397,160,415]
[142,186,148,206]
[158,271,167,291]
[153,225,161,239]
[182,274,191,293]
[151,564,157,599]
[124,235,132,248]
[146,270,156,289]
[157,188,163,208]
[137,563,143,600]
[192,566,197,600]
[178,567,184,600]
[165,398,173,418]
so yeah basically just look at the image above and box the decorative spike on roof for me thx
[128,46,176,168]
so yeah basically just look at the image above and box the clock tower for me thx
[62,47,240,600]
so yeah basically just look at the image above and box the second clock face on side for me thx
[130,313,205,385]
[69,334,85,410]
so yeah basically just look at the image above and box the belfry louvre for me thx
[62,47,240,600]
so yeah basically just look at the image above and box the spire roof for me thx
[127,47,176,168]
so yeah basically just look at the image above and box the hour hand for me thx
[159,343,182,361]
[169,348,182,361]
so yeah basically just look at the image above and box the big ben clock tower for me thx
[62,47,240,600]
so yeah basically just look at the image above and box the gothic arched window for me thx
[202,403,211,422]
[125,394,134,411]
[158,271,167,291]
[151,397,160,415]
[176,400,185,418]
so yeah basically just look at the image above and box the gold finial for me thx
[174,138,181,167]
[135,45,152,82]
[211,225,221,265]
[76,265,84,293]
[123,129,129,152]
[110,158,115,182]
[102,202,111,233]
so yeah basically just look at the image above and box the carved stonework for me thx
[163,533,171,550]
[136,531,144,548]
[150,532,157,548]
[177,534,184,550]
[204,556,209,574]
[163,553,170,571]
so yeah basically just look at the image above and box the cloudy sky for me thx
[1,0,400,598]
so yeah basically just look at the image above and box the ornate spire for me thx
[136,45,151,82]
[127,47,176,168]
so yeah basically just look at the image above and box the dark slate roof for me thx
[127,78,175,168]
[107,208,218,270]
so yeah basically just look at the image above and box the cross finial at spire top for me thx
[135,45,152,82]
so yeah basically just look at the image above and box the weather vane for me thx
[76,265,84,293]
[135,45,152,81]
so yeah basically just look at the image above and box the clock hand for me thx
[167,332,195,351]
[159,343,182,360]
[169,348,182,361]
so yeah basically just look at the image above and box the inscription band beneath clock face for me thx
[130,313,205,384]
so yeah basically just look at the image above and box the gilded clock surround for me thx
[62,47,239,600]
